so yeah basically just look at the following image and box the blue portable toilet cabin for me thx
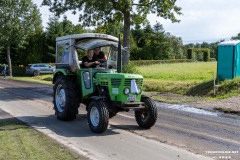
[217,40,240,80]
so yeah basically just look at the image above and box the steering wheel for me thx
[99,61,107,67]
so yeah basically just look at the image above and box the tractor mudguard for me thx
[88,96,105,103]
[86,96,105,110]
[141,94,151,99]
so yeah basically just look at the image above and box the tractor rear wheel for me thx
[87,99,109,133]
[135,97,157,129]
[53,76,79,121]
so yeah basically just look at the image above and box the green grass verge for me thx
[10,74,53,85]
[0,118,82,160]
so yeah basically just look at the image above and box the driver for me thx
[93,47,107,62]
[81,50,100,68]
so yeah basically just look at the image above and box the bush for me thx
[210,58,216,61]
[187,48,211,61]
[187,48,194,60]
[217,78,240,95]
[203,50,210,62]
[12,66,27,76]
[122,63,140,74]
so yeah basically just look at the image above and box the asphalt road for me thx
[0,78,239,160]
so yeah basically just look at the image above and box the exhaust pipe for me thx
[117,34,122,73]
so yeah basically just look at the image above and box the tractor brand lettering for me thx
[95,34,108,38]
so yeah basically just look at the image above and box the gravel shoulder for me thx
[188,96,240,113]
[151,93,240,114]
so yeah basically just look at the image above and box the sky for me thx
[35,0,240,44]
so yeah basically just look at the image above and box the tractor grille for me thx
[124,79,143,86]
[111,78,122,87]
[100,81,108,86]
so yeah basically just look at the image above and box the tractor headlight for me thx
[124,88,130,95]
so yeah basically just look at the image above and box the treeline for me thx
[0,15,86,66]
[0,1,239,67]
[130,23,221,61]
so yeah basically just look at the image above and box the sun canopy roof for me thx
[56,33,119,51]
[75,39,118,50]
[56,33,118,42]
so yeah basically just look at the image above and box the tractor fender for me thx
[88,96,105,104]
[53,71,64,84]
[86,96,105,110]
[141,94,151,99]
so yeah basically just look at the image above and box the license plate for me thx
[127,94,136,101]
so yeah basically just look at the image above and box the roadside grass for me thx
[0,118,82,160]
[10,74,53,85]
[214,77,240,98]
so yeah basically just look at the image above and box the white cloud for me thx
[34,0,80,29]
[148,0,240,43]
[35,0,240,43]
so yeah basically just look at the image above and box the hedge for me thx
[130,59,195,66]
[0,65,27,76]
[12,66,27,76]
[187,48,211,61]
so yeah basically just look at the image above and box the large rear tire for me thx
[53,76,79,121]
[87,99,109,133]
[135,97,157,129]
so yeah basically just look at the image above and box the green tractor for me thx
[53,33,157,133]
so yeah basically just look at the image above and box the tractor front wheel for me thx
[135,97,157,129]
[87,99,109,133]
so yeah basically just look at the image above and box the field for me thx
[139,62,217,82]
[138,62,217,95]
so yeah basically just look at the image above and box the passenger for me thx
[93,47,107,62]
[81,50,100,68]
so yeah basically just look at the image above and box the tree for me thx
[131,22,175,60]
[167,35,184,59]
[95,21,123,37]
[0,0,42,76]
[17,28,46,65]
[45,16,85,62]
[42,0,182,65]
[231,33,240,40]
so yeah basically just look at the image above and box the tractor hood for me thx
[95,73,143,79]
